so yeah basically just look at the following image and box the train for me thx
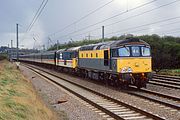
[16,38,152,88]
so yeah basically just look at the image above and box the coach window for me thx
[81,53,83,58]
[86,53,88,58]
[69,53,72,59]
[91,53,93,58]
[96,53,98,58]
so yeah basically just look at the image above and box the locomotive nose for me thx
[117,58,151,73]
[135,62,139,67]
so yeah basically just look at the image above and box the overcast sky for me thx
[0,0,180,49]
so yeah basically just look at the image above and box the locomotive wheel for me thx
[99,73,104,82]
[136,82,142,89]
[104,73,109,86]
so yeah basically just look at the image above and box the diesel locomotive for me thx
[17,38,152,88]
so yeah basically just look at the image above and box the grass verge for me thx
[158,69,180,76]
[0,60,58,120]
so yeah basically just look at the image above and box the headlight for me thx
[127,67,133,72]
[121,67,133,73]
[121,67,127,73]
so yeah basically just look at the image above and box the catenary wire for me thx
[106,0,180,27]
[20,0,48,45]
[26,0,46,32]
[27,0,48,32]
[74,20,180,39]
[53,0,157,40]
[55,0,180,41]
[105,16,180,37]
[48,0,115,37]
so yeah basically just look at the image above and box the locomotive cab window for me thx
[131,46,140,56]
[118,47,130,57]
[112,49,118,57]
[141,47,150,56]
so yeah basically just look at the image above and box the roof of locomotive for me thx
[66,46,81,51]
[56,49,66,53]
[56,46,81,53]
[79,38,149,51]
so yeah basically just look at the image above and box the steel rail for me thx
[22,63,165,120]
[125,87,180,110]
[148,81,180,89]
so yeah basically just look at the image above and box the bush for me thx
[0,53,7,60]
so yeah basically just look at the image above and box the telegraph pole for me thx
[57,40,59,50]
[102,26,104,42]
[16,24,19,61]
[33,37,36,50]
[43,45,45,50]
[85,34,91,41]
[11,40,13,48]
[88,34,91,40]
[48,37,52,49]
[48,40,49,49]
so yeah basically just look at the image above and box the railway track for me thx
[154,74,180,80]
[23,63,180,111]
[148,74,180,89]
[22,64,165,120]
[126,87,180,110]
[22,63,180,111]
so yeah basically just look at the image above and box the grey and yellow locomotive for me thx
[18,38,152,88]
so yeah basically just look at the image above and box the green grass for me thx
[0,61,59,120]
[0,97,28,120]
[0,53,7,60]
[7,89,18,96]
[158,69,180,76]
[0,63,29,120]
